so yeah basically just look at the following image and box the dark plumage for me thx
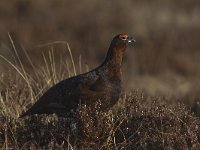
[20,34,135,117]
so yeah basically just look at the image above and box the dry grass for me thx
[0,42,200,149]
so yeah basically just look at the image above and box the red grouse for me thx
[20,34,135,117]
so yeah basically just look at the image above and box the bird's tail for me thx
[19,110,31,118]
[19,106,38,118]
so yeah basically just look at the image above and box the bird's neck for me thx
[100,45,126,78]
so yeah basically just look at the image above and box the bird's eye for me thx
[121,36,127,40]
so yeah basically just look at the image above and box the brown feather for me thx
[19,34,135,118]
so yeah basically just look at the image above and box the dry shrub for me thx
[1,79,200,149]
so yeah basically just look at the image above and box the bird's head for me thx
[111,34,135,48]
[104,33,135,65]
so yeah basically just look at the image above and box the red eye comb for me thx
[119,34,129,38]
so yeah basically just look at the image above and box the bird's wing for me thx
[69,76,112,106]
[20,73,100,117]
[20,72,111,117]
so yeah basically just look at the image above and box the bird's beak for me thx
[127,37,136,43]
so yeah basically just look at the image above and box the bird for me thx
[20,34,135,118]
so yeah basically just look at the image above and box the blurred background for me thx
[0,0,200,112]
